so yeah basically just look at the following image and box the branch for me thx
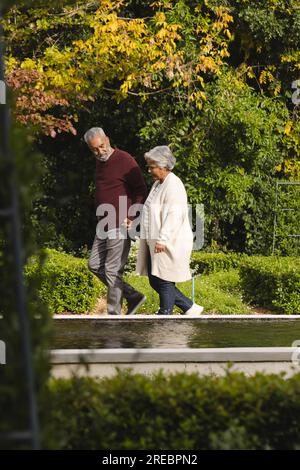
[48,1,99,18]
[103,86,173,96]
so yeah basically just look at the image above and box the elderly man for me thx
[85,127,148,315]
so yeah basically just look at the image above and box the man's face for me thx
[88,135,110,158]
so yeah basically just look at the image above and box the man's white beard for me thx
[96,154,110,162]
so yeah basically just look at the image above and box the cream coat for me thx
[136,172,193,282]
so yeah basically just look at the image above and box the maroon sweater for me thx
[95,148,147,229]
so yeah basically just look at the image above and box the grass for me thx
[123,269,251,315]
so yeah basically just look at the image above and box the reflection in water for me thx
[52,319,300,349]
[187,321,300,348]
[53,320,156,349]
[147,321,195,348]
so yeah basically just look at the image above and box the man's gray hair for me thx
[144,145,176,170]
[84,127,106,144]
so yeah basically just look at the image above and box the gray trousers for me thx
[88,231,139,314]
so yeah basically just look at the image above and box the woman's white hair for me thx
[84,127,106,144]
[144,145,176,170]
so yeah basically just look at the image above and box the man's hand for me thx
[123,218,133,229]
[154,242,167,253]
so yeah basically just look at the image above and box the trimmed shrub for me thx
[240,256,300,314]
[25,249,105,314]
[191,252,248,275]
[45,370,300,450]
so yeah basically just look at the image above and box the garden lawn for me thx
[124,269,251,315]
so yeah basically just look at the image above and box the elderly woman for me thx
[136,146,204,316]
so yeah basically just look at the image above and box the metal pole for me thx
[272,181,279,255]
[0,7,40,449]
[192,274,195,303]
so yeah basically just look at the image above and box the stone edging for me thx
[50,347,300,364]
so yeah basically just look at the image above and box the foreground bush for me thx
[44,370,300,450]
[25,249,105,313]
[0,124,51,449]
[240,256,300,314]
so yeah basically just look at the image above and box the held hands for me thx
[154,242,167,253]
[124,216,166,252]
[123,218,133,229]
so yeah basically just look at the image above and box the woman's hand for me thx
[154,242,167,253]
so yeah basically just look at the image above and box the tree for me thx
[3,0,233,135]
[2,0,299,254]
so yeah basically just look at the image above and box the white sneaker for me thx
[183,303,204,316]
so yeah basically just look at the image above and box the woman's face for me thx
[146,159,169,181]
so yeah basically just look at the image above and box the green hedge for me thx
[190,252,248,275]
[25,249,105,314]
[125,247,248,276]
[239,256,300,314]
[24,249,300,314]
[44,370,300,450]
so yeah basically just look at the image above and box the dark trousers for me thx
[88,231,140,314]
[147,248,193,315]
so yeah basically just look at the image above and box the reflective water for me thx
[52,319,300,349]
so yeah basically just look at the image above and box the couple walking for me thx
[85,127,204,316]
